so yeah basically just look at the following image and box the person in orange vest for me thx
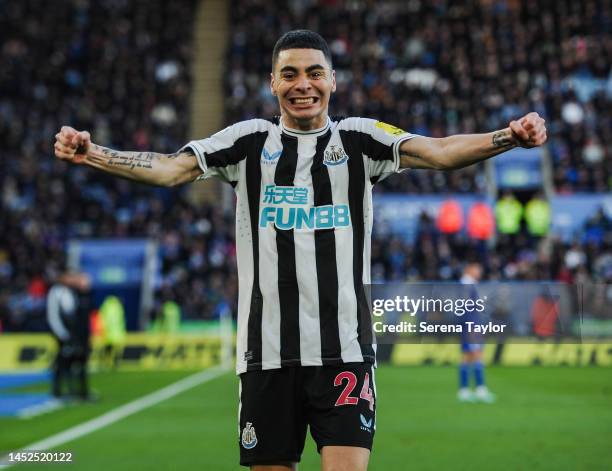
[436,199,464,234]
[89,309,103,338]
[467,201,495,240]
[530,291,559,339]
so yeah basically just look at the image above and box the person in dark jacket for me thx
[46,271,92,400]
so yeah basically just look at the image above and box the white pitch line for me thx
[0,366,229,468]
[17,398,65,419]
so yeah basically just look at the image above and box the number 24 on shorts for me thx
[334,371,374,411]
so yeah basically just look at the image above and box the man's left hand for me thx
[509,112,547,148]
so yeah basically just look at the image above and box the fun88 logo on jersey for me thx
[259,185,351,231]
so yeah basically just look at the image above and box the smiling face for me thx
[270,48,336,131]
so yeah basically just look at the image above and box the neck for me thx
[281,114,328,132]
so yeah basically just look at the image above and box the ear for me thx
[270,72,277,96]
[331,69,337,93]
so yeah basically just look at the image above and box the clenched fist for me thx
[54,126,92,164]
[509,112,547,148]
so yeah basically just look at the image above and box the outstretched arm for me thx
[54,126,202,187]
[399,112,547,170]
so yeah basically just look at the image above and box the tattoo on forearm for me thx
[89,146,180,171]
[106,150,154,170]
[87,145,187,176]
[492,130,513,148]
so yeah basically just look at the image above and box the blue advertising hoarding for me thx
[68,239,159,331]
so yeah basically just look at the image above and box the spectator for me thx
[530,291,560,339]
[495,191,523,235]
[524,192,551,237]
[99,295,126,369]
[46,271,92,399]
[226,0,611,194]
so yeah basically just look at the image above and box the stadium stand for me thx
[226,0,610,193]
[0,0,236,330]
[0,0,610,332]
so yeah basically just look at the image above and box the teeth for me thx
[293,98,314,104]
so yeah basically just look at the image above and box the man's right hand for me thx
[54,126,92,164]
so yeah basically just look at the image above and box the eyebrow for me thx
[279,64,327,74]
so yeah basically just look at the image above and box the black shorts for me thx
[238,362,376,467]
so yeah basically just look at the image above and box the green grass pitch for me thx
[2,366,611,470]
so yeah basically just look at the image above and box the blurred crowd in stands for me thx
[226,0,611,193]
[0,0,239,330]
[0,0,610,331]
[371,202,611,284]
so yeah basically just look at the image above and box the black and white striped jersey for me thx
[182,116,415,374]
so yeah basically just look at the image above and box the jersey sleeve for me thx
[180,121,250,185]
[358,118,417,183]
